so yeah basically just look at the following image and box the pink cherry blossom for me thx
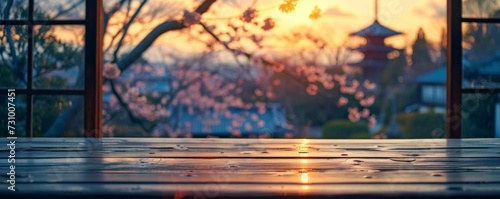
[266,91,277,99]
[103,63,121,79]
[348,112,361,122]
[323,81,335,90]
[183,10,201,27]
[360,108,370,118]
[262,18,275,31]
[241,8,258,23]
[272,79,281,86]
[306,84,318,96]
[368,115,377,127]
[257,120,265,128]
[360,95,376,107]
[363,80,376,90]
[337,97,349,107]
[255,89,264,96]
[272,64,286,73]
[355,91,365,100]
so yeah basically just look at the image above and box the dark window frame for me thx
[0,0,103,137]
[447,0,500,138]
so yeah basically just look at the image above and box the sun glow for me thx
[108,0,447,62]
[301,172,309,184]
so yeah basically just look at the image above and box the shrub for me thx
[322,120,370,139]
[396,112,445,138]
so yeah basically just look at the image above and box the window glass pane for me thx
[462,0,500,18]
[462,94,499,138]
[0,0,28,20]
[463,22,500,88]
[435,86,446,105]
[34,0,85,20]
[0,94,27,137]
[33,95,83,137]
[33,25,85,90]
[422,86,434,104]
[0,25,27,89]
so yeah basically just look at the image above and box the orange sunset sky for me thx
[103,0,447,62]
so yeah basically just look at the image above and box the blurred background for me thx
[1,0,499,139]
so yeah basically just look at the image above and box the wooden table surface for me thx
[1,138,500,199]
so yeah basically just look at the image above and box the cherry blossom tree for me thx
[47,0,379,137]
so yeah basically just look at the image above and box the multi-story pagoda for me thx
[349,0,402,81]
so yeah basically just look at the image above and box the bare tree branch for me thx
[2,0,26,84]
[109,80,154,135]
[52,0,85,19]
[44,0,218,137]
[104,27,124,53]
[116,0,217,70]
[3,0,16,65]
[113,0,148,62]
[107,66,212,136]
[200,22,340,101]
[104,0,128,34]
[44,96,84,137]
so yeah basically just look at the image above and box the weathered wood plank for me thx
[7,138,500,150]
[3,170,500,184]
[9,137,500,144]
[3,157,500,171]
[1,138,500,198]
[6,142,500,151]
[2,183,500,198]
[2,148,498,158]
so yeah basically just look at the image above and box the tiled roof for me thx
[349,59,390,68]
[350,45,399,53]
[350,20,402,37]
[417,67,447,84]
[174,105,292,137]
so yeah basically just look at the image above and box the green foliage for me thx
[270,70,344,127]
[0,95,27,137]
[0,7,84,137]
[32,96,65,137]
[463,0,500,18]
[322,120,370,139]
[396,112,445,138]
[377,88,418,126]
[0,25,28,88]
[0,64,21,87]
[463,14,500,69]
[462,94,497,138]
[411,28,433,70]
[374,125,388,136]
[382,53,407,88]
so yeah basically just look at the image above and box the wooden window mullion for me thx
[84,0,104,137]
[446,0,462,138]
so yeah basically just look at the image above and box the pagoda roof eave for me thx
[349,60,390,68]
[350,45,401,52]
[350,20,403,37]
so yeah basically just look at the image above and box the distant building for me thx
[464,51,500,86]
[104,64,293,138]
[416,67,446,113]
[349,0,402,81]
[414,56,500,137]
[463,50,500,138]
[167,104,293,138]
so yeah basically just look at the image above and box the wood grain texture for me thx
[1,138,500,198]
